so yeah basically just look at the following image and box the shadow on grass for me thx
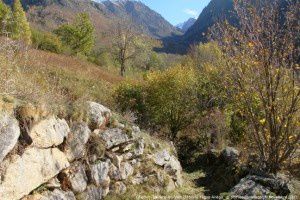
[182,153,246,196]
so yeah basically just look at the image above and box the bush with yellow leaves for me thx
[114,65,199,140]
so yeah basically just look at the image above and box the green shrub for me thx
[88,50,113,67]
[144,66,199,140]
[31,29,63,53]
[115,65,199,140]
[114,81,147,124]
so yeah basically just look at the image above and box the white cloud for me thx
[183,9,199,18]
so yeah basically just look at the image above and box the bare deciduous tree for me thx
[111,20,140,76]
[211,0,300,173]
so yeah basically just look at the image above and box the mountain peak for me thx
[176,18,196,33]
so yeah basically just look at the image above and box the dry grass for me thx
[0,37,123,115]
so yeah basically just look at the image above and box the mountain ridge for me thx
[3,0,181,42]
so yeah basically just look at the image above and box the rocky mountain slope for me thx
[176,18,197,33]
[182,0,237,45]
[0,100,183,200]
[157,0,238,54]
[100,0,182,38]
[3,0,181,42]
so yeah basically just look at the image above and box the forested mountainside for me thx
[3,0,181,43]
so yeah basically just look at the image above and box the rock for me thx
[115,122,125,129]
[230,175,290,197]
[67,162,88,194]
[0,113,20,163]
[230,176,273,197]
[45,177,61,189]
[76,185,104,200]
[42,189,76,200]
[220,147,240,164]
[131,173,148,185]
[153,149,171,166]
[165,156,182,173]
[25,189,76,200]
[111,146,120,152]
[29,116,70,148]
[164,155,183,186]
[131,159,141,168]
[109,163,122,181]
[123,143,135,152]
[134,139,145,156]
[249,175,290,196]
[22,194,43,200]
[90,161,110,186]
[120,162,134,180]
[0,148,69,200]
[100,128,129,149]
[112,154,123,169]
[65,123,91,161]
[87,101,111,129]
[123,152,133,160]
[132,126,140,133]
[111,181,127,194]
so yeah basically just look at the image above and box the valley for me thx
[0,0,299,199]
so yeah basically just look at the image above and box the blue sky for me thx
[139,0,211,25]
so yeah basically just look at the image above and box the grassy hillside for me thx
[0,38,122,113]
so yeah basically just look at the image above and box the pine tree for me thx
[12,0,31,44]
[0,0,12,35]
[72,13,95,54]
[55,13,95,55]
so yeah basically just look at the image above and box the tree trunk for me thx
[120,60,125,77]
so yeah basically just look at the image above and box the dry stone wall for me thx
[0,102,183,200]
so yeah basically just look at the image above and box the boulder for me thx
[230,175,290,197]
[100,128,129,149]
[29,116,70,148]
[76,185,104,200]
[90,161,110,186]
[153,149,171,166]
[164,155,183,186]
[220,147,240,164]
[120,162,134,180]
[23,189,76,200]
[0,113,20,163]
[230,176,273,197]
[65,123,91,161]
[67,162,88,194]
[0,148,69,200]
[87,101,111,129]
